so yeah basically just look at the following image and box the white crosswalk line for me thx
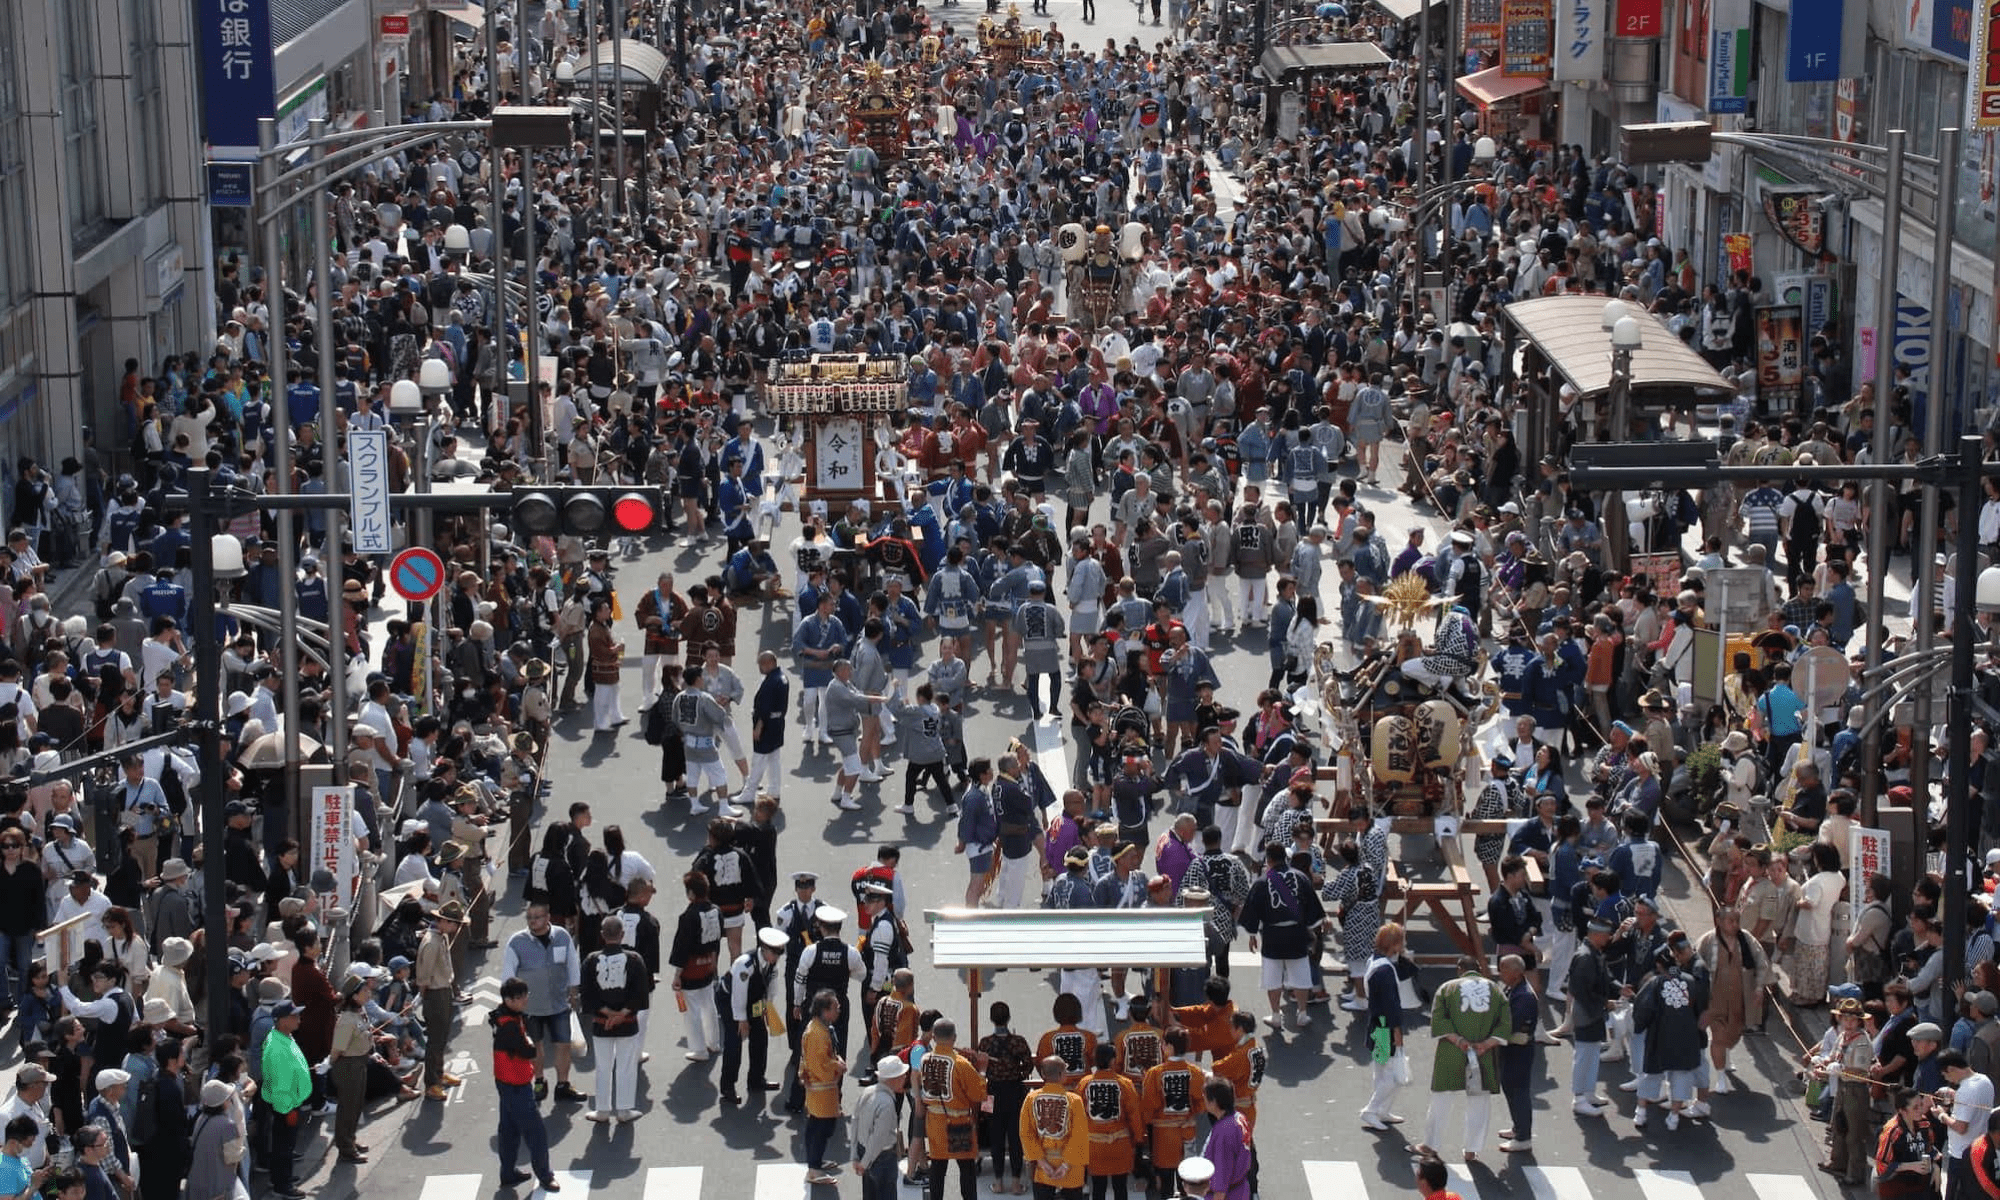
[1633,1168,1703,1200]
[1030,716,1070,820]
[646,1168,704,1200]
[1521,1165,1592,1200]
[419,1175,484,1200]
[1746,1175,1820,1200]
[1304,1160,1371,1200]
[1446,1164,1483,1200]
[756,1163,813,1200]
[534,1169,592,1200]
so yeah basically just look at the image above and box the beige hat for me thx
[200,1079,234,1108]
[142,997,175,1025]
[160,859,192,881]
[159,937,194,967]
[1721,731,1751,754]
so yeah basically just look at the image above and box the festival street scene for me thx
[0,1,1997,1200]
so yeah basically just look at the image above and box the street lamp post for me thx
[1910,127,1965,805]
[309,116,350,786]
[255,119,305,825]
[1862,130,1909,823]
[1603,310,1644,569]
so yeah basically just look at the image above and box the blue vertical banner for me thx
[200,0,277,157]
[1786,0,1865,81]
[1707,0,1751,112]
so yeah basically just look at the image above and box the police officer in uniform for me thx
[857,883,902,1021]
[774,872,823,1113]
[717,927,788,1104]
[787,905,862,1110]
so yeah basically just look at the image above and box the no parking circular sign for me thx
[388,546,447,603]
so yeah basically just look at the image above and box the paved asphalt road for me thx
[290,5,1900,1194]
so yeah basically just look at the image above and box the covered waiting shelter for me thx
[926,908,1208,1042]
[1501,294,1735,565]
[1255,41,1393,83]
[572,38,671,88]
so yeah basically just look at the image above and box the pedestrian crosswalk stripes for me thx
[754,1163,809,1200]
[535,1169,593,1200]
[1633,1168,1703,1200]
[644,1167,704,1200]
[1521,1164,1593,1200]
[1029,713,1068,821]
[1303,1159,1371,1200]
[418,1175,483,1200]
[413,1159,1830,1199]
[1747,1174,1821,1200]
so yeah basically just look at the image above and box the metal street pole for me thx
[256,117,305,826]
[612,0,627,217]
[1945,432,1981,991]
[524,147,544,482]
[487,2,506,439]
[1911,126,1962,806]
[1411,2,1428,312]
[311,117,350,784]
[184,467,232,1041]
[1861,128,1908,822]
[589,0,605,225]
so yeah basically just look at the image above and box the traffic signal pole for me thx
[1572,437,1992,998]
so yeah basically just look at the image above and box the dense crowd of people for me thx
[0,0,1996,1195]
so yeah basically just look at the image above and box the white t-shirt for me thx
[1950,1072,1994,1158]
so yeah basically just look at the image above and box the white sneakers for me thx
[1499,1139,1532,1153]
[859,769,885,783]
[835,796,863,811]
[1632,1105,1649,1128]
[895,804,916,815]
[1572,1096,1607,1117]
[687,800,713,816]
[1664,1111,1680,1131]
[1618,1078,1640,1092]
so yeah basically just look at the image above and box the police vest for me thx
[804,938,852,998]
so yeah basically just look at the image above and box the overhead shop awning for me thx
[1502,295,1735,400]
[574,38,671,88]
[442,3,486,30]
[1256,40,1394,82]
[1456,65,1549,107]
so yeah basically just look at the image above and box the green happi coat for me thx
[1427,971,1509,1092]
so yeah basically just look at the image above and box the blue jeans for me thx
[0,932,34,1009]
[496,1081,551,1181]
[1571,1039,1602,1098]
[861,1150,900,1200]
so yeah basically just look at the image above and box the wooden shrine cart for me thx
[766,353,908,508]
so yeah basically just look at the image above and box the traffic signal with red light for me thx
[511,487,666,538]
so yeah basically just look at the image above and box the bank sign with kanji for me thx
[202,0,276,157]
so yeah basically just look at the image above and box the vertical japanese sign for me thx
[1554,0,1603,81]
[1786,0,1865,81]
[1708,0,1751,112]
[312,785,358,905]
[200,0,277,157]
[1614,0,1661,37]
[1849,826,1891,905]
[1972,0,2000,127]
[1502,0,1554,75]
[1465,0,1505,67]
[1755,305,1805,409]
[813,418,866,492]
[348,428,393,554]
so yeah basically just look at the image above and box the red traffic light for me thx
[612,493,657,532]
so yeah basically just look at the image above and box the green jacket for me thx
[261,1029,312,1114]
[1427,972,1510,1093]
